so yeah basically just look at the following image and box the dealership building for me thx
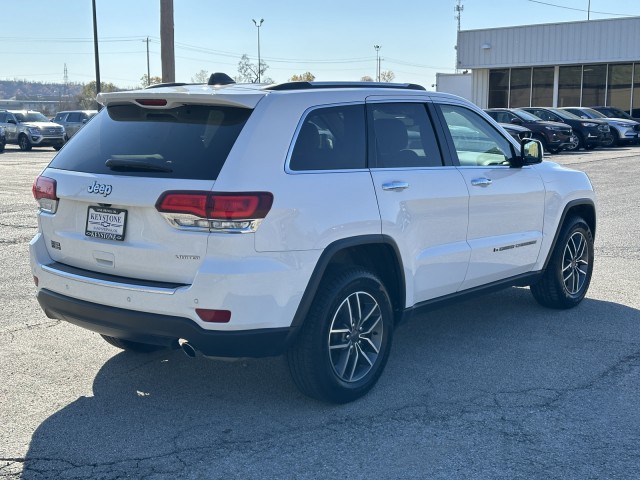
[437,16,640,114]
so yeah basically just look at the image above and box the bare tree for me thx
[77,81,119,109]
[360,75,374,82]
[380,70,396,82]
[236,54,273,84]
[140,74,162,88]
[191,70,210,83]
[289,72,315,82]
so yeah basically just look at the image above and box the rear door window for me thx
[289,104,366,171]
[49,104,252,180]
[368,102,443,168]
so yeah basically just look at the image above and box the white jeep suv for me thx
[30,75,596,403]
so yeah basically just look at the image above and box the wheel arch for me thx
[289,235,406,333]
[542,199,596,270]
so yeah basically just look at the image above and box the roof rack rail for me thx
[264,81,426,91]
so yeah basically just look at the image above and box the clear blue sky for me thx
[1,0,639,90]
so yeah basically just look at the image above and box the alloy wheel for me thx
[328,291,383,383]
[562,231,589,295]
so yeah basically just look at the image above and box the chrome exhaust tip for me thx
[178,338,199,358]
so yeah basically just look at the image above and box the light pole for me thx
[252,18,264,83]
[374,45,381,82]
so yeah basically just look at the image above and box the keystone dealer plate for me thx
[85,206,127,241]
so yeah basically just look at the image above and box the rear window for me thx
[49,104,252,180]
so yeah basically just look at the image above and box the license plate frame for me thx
[85,206,127,241]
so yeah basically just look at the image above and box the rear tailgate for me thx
[38,170,213,284]
[36,99,255,285]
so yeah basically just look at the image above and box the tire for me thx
[532,133,548,152]
[53,144,63,151]
[531,216,594,309]
[567,133,585,151]
[100,334,165,353]
[599,133,613,148]
[18,134,32,151]
[564,136,579,152]
[287,268,394,403]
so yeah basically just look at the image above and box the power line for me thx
[524,0,634,17]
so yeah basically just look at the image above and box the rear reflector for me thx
[196,309,231,323]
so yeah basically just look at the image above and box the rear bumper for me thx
[37,288,295,357]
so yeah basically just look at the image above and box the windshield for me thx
[550,109,581,120]
[582,108,606,118]
[14,112,49,122]
[49,104,252,180]
[514,109,542,121]
[603,108,633,120]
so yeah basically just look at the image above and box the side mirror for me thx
[512,139,543,168]
[510,118,523,126]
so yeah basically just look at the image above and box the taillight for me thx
[136,98,168,106]
[156,191,273,233]
[32,176,59,213]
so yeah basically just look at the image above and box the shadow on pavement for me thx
[19,287,640,479]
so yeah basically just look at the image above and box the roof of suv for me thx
[97,78,449,110]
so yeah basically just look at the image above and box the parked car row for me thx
[0,109,97,151]
[562,107,640,147]
[485,106,640,154]
[0,125,6,152]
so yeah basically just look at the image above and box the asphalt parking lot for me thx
[1,144,639,479]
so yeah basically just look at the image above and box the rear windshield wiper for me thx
[105,155,173,173]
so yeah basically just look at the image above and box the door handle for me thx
[471,177,492,187]
[382,181,410,192]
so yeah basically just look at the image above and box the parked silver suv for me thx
[30,75,596,403]
[0,110,65,151]
[53,110,98,140]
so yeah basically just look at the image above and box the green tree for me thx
[191,69,210,83]
[289,72,315,82]
[236,54,273,84]
[77,81,120,109]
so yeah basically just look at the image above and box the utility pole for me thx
[454,0,464,72]
[374,45,381,82]
[160,0,175,83]
[63,63,68,103]
[92,0,101,95]
[145,37,151,86]
[587,0,591,20]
